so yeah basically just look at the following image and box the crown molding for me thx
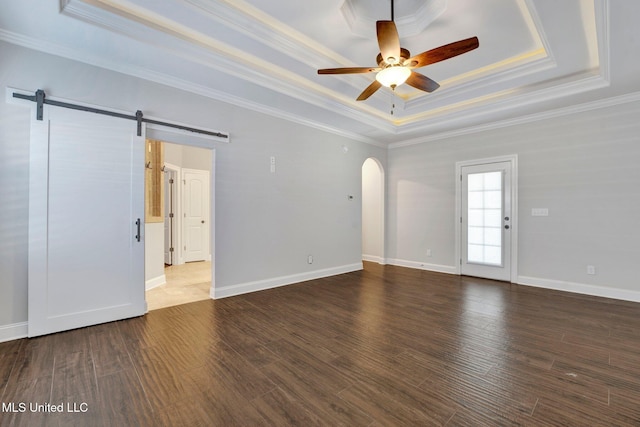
[184,0,354,68]
[389,86,640,150]
[595,0,611,83]
[59,0,397,132]
[404,51,552,111]
[0,29,382,146]
[4,0,614,148]
[396,68,608,132]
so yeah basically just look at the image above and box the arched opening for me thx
[362,157,385,264]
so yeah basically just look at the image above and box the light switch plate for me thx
[531,208,549,216]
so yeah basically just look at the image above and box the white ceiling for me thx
[0,0,637,146]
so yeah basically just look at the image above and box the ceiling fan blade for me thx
[376,20,401,65]
[407,37,479,69]
[357,80,382,101]
[318,67,380,74]
[405,72,440,93]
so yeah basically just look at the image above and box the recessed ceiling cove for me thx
[341,0,447,39]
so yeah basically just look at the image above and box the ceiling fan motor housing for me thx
[377,48,411,67]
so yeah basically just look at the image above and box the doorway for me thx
[456,156,518,282]
[362,158,385,264]
[145,140,214,311]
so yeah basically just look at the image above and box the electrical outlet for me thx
[426,249,432,257]
[587,265,596,275]
[308,255,313,264]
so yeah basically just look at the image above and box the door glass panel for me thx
[484,210,501,227]
[467,171,503,266]
[484,191,502,208]
[468,192,483,209]
[484,172,502,190]
[468,244,484,263]
[468,227,484,244]
[484,228,502,246]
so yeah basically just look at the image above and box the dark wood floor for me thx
[2,263,640,426]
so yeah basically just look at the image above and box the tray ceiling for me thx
[0,0,629,146]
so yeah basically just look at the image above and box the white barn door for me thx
[28,105,145,337]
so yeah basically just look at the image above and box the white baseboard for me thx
[0,322,28,343]
[517,276,640,303]
[362,254,386,264]
[211,263,363,299]
[145,274,167,291]
[386,258,457,275]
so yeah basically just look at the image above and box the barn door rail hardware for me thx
[12,89,229,140]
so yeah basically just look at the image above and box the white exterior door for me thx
[461,161,512,281]
[183,168,210,263]
[28,105,145,337]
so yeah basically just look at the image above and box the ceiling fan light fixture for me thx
[375,66,411,88]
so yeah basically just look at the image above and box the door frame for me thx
[163,163,181,265]
[455,155,518,282]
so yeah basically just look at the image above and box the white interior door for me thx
[461,161,512,281]
[183,168,210,263]
[28,105,145,337]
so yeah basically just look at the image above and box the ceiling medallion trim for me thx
[340,0,447,38]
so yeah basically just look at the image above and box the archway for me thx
[362,157,385,264]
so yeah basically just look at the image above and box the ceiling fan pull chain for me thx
[390,88,395,115]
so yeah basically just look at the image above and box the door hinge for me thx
[169,178,174,184]
[169,213,174,218]
[460,217,462,223]
[169,247,174,253]
[460,258,462,265]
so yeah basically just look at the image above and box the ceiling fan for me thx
[317,0,479,101]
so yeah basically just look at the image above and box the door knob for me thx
[504,225,510,230]
[504,216,510,221]
[201,220,205,224]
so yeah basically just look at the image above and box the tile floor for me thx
[146,261,211,311]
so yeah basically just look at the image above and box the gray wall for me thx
[387,100,640,297]
[164,142,212,172]
[0,41,386,330]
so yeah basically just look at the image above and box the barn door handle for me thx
[135,219,141,242]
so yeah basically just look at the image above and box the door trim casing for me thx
[163,162,181,265]
[455,155,518,282]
